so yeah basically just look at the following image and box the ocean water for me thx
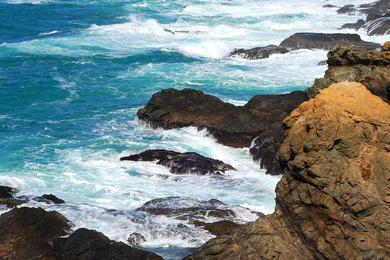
[0,0,387,259]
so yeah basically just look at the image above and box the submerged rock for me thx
[41,194,65,204]
[339,0,390,35]
[121,149,234,175]
[279,32,381,50]
[0,207,163,260]
[229,45,289,59]
[308,43,390,101]
[186,82,390,259]
[138,89,307,175]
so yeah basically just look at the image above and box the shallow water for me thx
[0,0,387,259]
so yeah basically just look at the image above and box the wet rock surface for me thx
[279,32,381,50]
[56,228,162,260]
[121,149,234,175]
[339,0,390,35]
[138,89,307,175]
[0,207,163,260]
[186,82,390,260]
[229,45,289,59]
[137,197,256,222]
[228,33,380,60]
[308,43,390,101]
[0,185,26,208]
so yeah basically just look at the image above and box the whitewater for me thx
[0,0,388,259]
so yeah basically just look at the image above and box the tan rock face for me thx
[186,82,390,260]
[307,44,390,102]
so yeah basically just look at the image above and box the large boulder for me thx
[121,149,234,175]
[186,82,390,259]
[138,89,307,175]
[0,207,71,259]
[339,0,390,35]
[279,33,381,50]
[308,43,390,102]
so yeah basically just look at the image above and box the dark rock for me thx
[229,45,289,59]
[137,197,237,221]
[323,4,337,8]
[0,207,163,260]
[0,207,71,259]
[192,220,242,237]
[138,89,307,175]
[337,4,356,14]
[340,19,365,30]
[56,228,162,260]
[339,0,390,36]
[0,185,16,198]
[0,185,26,208]
[127,232,146,246]
[42,194,65,204]
[121,149,234,175]
[186,82,390,260]
[318,60,327,66]
[307,43,390,102]
[279,32,381,50]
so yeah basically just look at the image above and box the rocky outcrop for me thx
[0,207,163,260]
[186,82,390,259]
[229,33,380,60]
[0,207,71,259]
[121,149,234,175]
[339,0,390,35]
[41,194,65,204]
[0,186,26,208]
[279,32,380,50]
[229,45,289,59]
[307,43,390,101]
[138,89,307,175]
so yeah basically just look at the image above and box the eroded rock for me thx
[121,149,234,175]
[138,89,307,175]
[339,0,390,35]
[186,82,390,259]
[308,43,390,101]
[229,45,289,59]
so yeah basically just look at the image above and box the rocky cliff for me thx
[186,82,390,260]
[307,42,390,102]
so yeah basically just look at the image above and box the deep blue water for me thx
[0,0,385,259]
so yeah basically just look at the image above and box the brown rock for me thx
[0,207,71,260]
[192,220,242,237]
[186,82,390,259]
[138,89,307,175]
[307,44,390,102]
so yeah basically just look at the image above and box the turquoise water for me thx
[0,0,385,258]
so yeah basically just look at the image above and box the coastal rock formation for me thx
[137,197,258,222]
[279,32,380,50]
[0,185,26,208]
[339,0,390,35]
[229,45,289,59]
[0,207,163,260]
[186,82,390,259]
[121,149,234,175]
[308,43,390,101]
[138,89,307,175]
[56,228,162,260]
[0,207,71,259]
[229,33,380,60]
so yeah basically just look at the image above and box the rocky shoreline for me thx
[1,1,390,259]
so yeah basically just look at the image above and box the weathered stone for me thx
[186,82,390,260]
[308,43,390,102]
[138,89,307,175]
[121,149,234,175]
[229,45,289,59]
